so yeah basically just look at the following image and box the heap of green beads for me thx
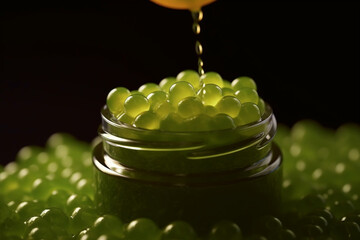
[1,120,359,239]
[106,70,264,131]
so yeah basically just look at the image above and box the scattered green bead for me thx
[222,80,232,88]
[124,94,150,118]
[197,84,223,106]
[106,87,131,116]
[125,218,160,240]
[168,81,196,107]
[215,96,241,118]
[236,102,261,126]
[92,215,124,238]
[231,76,257,91]
[177,97,205,118]
[176,69,201,90]
[138,83,161,96]
[161,220,197,240]
[208,220,243,240]
[159,77,176,93]
[133,111,160,130]
[235,88,259,104]
[200,72,224,88]
[70,207,98,235]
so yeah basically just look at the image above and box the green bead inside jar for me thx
[94,83,282,234]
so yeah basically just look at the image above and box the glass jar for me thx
[93,104,282,234]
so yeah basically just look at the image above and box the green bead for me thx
[208,220,243,240]
[159,77,176,93]
[215,96,241,118]
[124,94,151,118]
[117,113,134,125]
[154,101,174,119]
[168,81,196,107]
[0,199,10,224]
[26,227,57,240]
[176,70,201,90]
[222,87,235,96]
[159,112,184,132]
[211,114,236,130]
[257,98,266,116]
[222,80,232,88]
[70,207,98,235]
[183,114,212,132]
[301,224,323,238]
[177,97,205,118]
[231,76,257,91]
[106,87,131,116]
[92,215,124,238]
[40,208,69,231]
[235,88,259,104]
[15,200,45,221]
[197,84,223,106]
[133,111,161,130]
[161,220,197,240]
[66,194,94,215]
[236,103,261,126]
[204,105,218,117]
[125,218,160,240]
[147,91,168,110]
[200,72,224,88]
[138,83,161,96]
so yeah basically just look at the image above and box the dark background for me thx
[1,2,359,165]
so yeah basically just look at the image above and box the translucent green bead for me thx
[15,201,46,220]
[24,216,50,237]
[204,105,218,117]
[159,112,184,132]
[177,97,205,118]
[92,215,124,238]
[168,81,196,107]
[70,207,98,235]
[215,96,241,118]
[0,199,10,224]
[138,83,161,96]
[130,90,143,95]
[222,87,235,96]
[235,88,259,104]
[222,80,232,88]
[154,101,174,120]
[124,94,150,118]
[117,113,134,125]
[47,189,70,211]
[176,70,201,90]
[200,72,224,88]
[211,114,236,130]
[183,114,212,132]
[26,227,57,240]
[236,103,261,126]
[66,194,94,215]
[197,84,223,106]
[231,76,257,91]
[133,111,160,130]
[161,220,197,240]
[301,224,323,238]
[159,77,176,93]
[125,218,160,240]
[208,220,243,240]
[257,98,266,116]
[40,208,69,230]
[147,91,168,110]
[106,87,131,116]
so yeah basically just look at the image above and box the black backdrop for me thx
[1,1,359,165]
